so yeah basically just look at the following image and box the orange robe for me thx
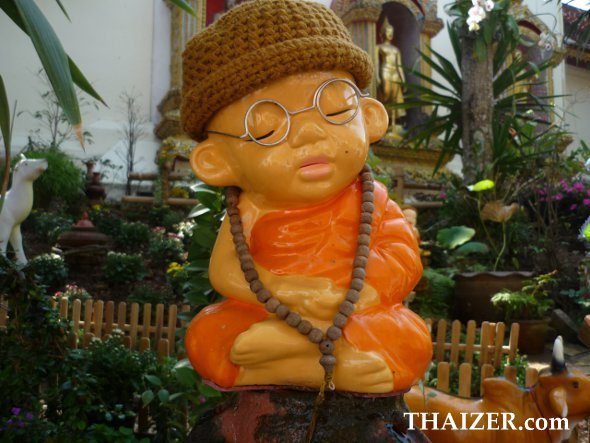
[185,179,432,391]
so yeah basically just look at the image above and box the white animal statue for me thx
[0,155,48,264]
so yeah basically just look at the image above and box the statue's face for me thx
[384,25,394,42]
[192,70,388,207]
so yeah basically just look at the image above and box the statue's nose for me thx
[289,119,327,148]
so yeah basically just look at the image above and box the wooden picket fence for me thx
[424,318,539,397]
[1,298,542,397]
[0,297,191,358]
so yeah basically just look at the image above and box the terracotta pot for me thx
[453,271,533,324]
[517,318,550,355]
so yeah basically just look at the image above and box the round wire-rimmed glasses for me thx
[206,78,370,147]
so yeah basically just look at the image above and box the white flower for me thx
[484,0,494,11]
[467,17,481,32]
[467,5,486,31]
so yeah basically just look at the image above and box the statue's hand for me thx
[272,275,345,321]
[270,275,381,321]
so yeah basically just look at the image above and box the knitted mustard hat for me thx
[181,0,373,141]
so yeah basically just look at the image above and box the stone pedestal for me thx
[188,389,430,443]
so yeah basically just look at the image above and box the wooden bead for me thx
[232,233,246,245]
[265,298,280,313]
[339,301,355,316]
[249,280,263,293]
[244,269,259,283]
[361,172,373,182]
[308,328,324,344]
[256,289,272,303]
[333,313,348,328]
[360,213,372,224]
[226,206,239,217]
[359,224,372,236]
[320,354,336,368]
[353,256,368,268]
[298,320,313,335]
[358,234,371,246]
[346,289,360,303]
[356,245,370,258]
[362,191,374,203]
[362,202,375,213]
[225,192,239,205]
[229,214,241,225]
[240,259,255,272]
[362,181,374,192]
[230,224,243,235]
[352,268,366,280]
[361,164,371,174]
[275,304,290,320]
[320,340,334,355]
[327,326,342,340]
[350,278,363,291]
[236,244,250,256]
[286,312,301,327]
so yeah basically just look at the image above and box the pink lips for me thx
[299,156,333,180]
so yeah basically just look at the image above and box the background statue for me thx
[0,156,48,264]
[376,18,406,136]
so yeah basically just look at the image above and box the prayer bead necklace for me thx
[225,164,375,392]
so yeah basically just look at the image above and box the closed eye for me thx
[326,108,352,117]
[248,130,274,142]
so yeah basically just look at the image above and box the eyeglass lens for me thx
[245,80,360,145]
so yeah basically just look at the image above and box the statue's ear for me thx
[549,387,568,418]
[360,98,389,143]
[189,139,237,187]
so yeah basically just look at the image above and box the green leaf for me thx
[14,0,81,129]
[437,226,475,250]
[467,179,495,192]
[198,383,222,398]
[189,203,211,218]
[168,0,197,16]
[175,366,199,387]
[68,57,106,106]
[53,0,70,21]
[141,389,154,407]
[158,389,170,403]
[455,241,489,255]
[145,374,162,386]
[0,75,11,152]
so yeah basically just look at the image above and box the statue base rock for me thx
[187,388,430,443]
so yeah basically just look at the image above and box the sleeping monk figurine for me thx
[181,0,432,395]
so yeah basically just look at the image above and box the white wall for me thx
[0,0,166,178]
[565,64,590,149]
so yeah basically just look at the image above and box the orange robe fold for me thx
[185,179,432,390]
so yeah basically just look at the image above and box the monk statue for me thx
[376,18,406,138]
[181,0,431,397]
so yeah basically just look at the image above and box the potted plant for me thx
[491,271,557,355]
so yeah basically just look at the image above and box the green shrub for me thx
[26,253,68,289]
[114,222,151,251]
[28,211,74,244]
[103,253,147,285]
[20,146,85,210]
[128,283,174,306]
[148,232,184,266]
[412,268,454,319]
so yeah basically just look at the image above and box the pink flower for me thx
[586,189,590,197]
[583,199,590,206]
[553,193,563,201]
[574,182,584,191]
[537,189,546,196]
[167,232,179,239]
[152,226,165,234]
[439,192,447,200]
[570,204,578,211]
[54,291,63,298]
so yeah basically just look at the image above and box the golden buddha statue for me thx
[376,18,406,138]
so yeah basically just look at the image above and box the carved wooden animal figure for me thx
[405,337,590,443]
[0,157,48,264]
